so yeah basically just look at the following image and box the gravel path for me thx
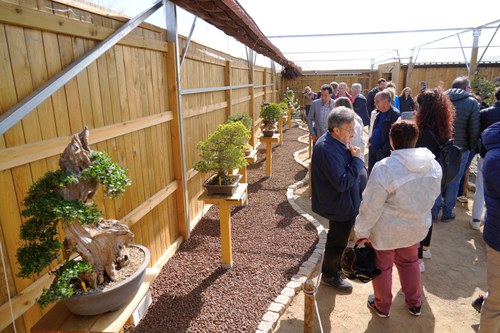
[130,124,318,332]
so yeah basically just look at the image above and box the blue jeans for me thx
[432,150,470,219]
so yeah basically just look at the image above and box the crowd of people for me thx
[304,78,500,331]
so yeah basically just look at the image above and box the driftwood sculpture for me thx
[57,127,134,286]
[17,127,134,308]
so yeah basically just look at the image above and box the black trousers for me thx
[322,219,355,278]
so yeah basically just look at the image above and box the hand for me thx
[349,144,361,158]
[356,238,371,245]
[311,134,318,142]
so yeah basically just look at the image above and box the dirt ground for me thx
[275,129,487,333]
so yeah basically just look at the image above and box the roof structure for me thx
[169,0,302,78]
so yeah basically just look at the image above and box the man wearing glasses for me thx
[310,107,365,292]
[368,90,400,173]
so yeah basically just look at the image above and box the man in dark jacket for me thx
[471,87,500,230]
[366,78,386,114]
[368,90,400,173]
[436,76,480,221]
[311,107,365,292]
[351,83,370,126]
[479,121,500,332]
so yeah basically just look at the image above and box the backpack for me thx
[431,132,462,186]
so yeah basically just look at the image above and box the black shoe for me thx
[472,295,484,313]
[367,295,389,318]
[321,275,353,292]
[409,305,422,316]
[441,213,456,222]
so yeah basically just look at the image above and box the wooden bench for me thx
[30,269,156,333]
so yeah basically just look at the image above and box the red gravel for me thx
[130,124,318,332]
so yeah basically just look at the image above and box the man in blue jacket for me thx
[479,121,500,332]
[311,107,365,292]
[368,90,400,173]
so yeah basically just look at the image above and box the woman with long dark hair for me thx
[414,89,455,271]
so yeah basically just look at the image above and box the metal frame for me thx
[165,0,190,239]
[0,0,163,137]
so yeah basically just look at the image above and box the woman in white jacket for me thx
[355,121,442,318]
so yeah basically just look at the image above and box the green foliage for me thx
[471,77,498,106]
[225,113,253,131]
[193,122,250,174]
[38,260,93,309]
[279,102,288,111]
[259,103,284,123]
[16,147,130,308]
[82,151,131,198]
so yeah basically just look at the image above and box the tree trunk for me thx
[58,127,134,286]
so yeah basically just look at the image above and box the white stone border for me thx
[255,122,327,333]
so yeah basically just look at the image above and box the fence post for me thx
[304,279,315,333]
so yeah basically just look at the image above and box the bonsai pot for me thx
[262,129,275,137]
[63,244,150,316]
[203,173,242,196]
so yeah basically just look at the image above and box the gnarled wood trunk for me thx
[57,127,134,286]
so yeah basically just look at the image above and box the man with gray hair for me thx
[351,83,370,126]
[311,106,366,292]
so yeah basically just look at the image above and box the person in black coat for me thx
[399,87,415,112]
[351,83,370,126]
[366,78,387,114]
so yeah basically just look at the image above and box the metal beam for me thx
[180,84,253,95]
[180,16,197,66]
[165,0,190,239]
[0,0,163,136]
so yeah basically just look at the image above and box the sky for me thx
[90,0,500,72]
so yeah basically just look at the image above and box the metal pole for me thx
[165,1,190,238]
[0,0,163,136]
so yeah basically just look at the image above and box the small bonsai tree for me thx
[193,122,250,185]
[225,113,253,131]
[16,127,132,309]
[260,103,284,124]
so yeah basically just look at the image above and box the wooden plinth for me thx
[259,134,280,177]
[241,149,258,183]
[199,183,248,269]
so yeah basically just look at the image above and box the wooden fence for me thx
[0,1,276,332]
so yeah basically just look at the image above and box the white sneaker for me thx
[423,249,432,259]
[457,196,468,203]
[419,261,425,272]
[469,219,481,230]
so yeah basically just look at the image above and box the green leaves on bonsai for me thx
[193,122,250,176]
[471,77,498,106]
[82,151,132,198]
[260,103,284,123]
[37,260,93,309]
[16,147,131,304]
[225,113,253,131]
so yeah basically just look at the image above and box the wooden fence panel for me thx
[0,1,278,331]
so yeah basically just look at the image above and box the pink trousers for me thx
[372,243,421,314]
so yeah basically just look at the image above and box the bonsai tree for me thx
[225,113,253,131]
[260,103,284,124]
[193,121,250,185]
[16,127,133,309]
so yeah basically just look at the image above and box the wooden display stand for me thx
[259,134,280,177]
[287,107,293,128]
[241,149,258,183]
[31,270,155,333]
[199,183,248,269]
[278,116,286,144]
